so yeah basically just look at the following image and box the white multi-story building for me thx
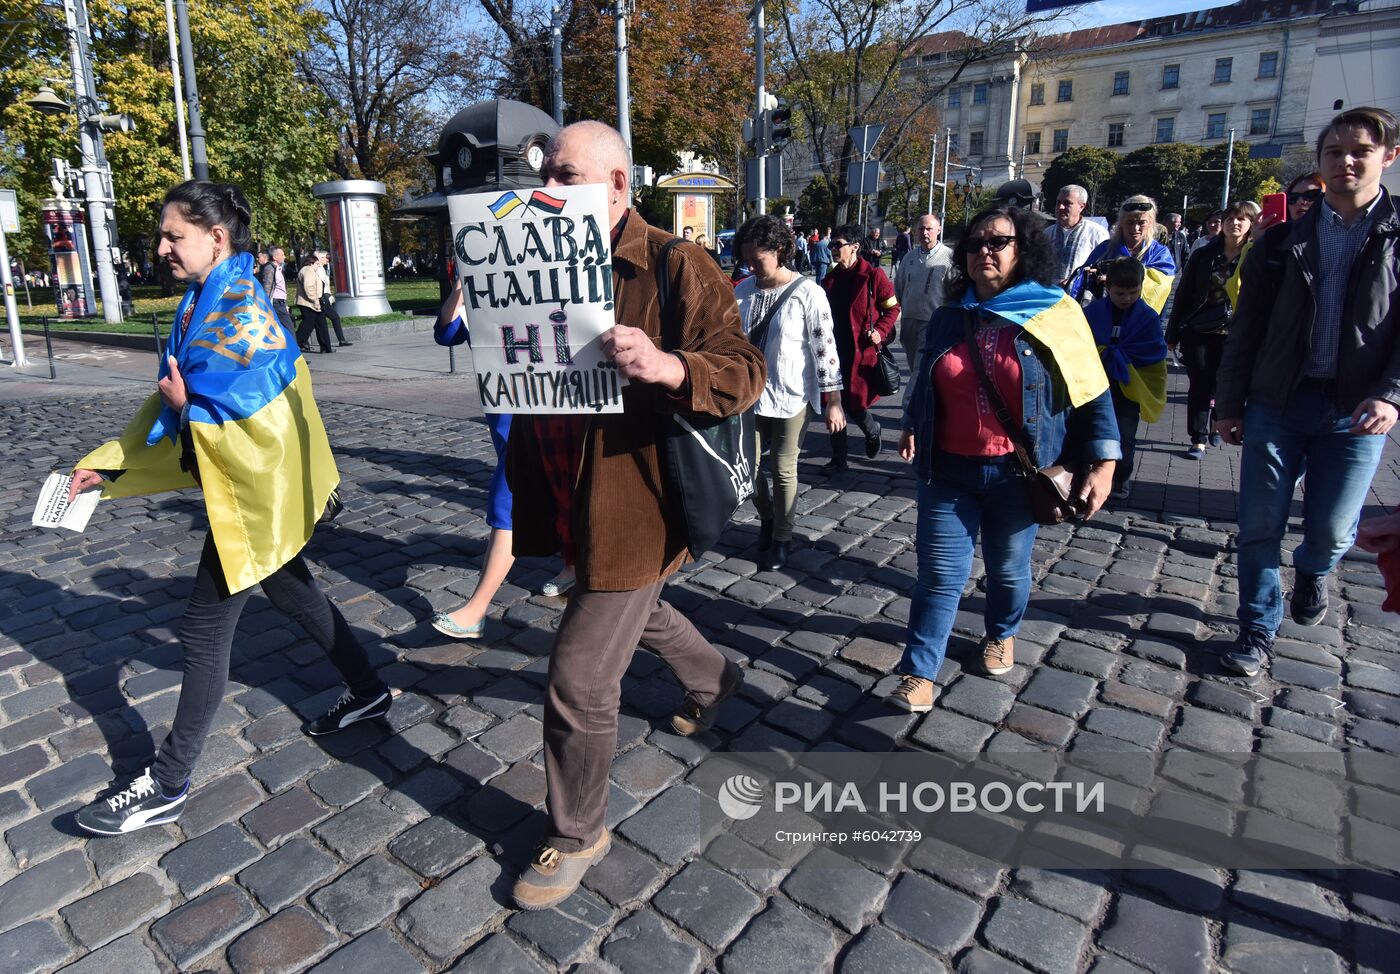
[895,0,1397,202]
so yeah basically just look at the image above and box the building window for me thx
[1029,82,1044,106]
[1053,128,1069,153]
[1107,122,1125,148]
[948,88,961,109]
[949,133,960,154]
[1250,107,1271,135]
[1057,79,1073,102]
[973,82,988,105]
[1112,71,1130,96]
[969,131,985,156]
[1162,64,1179,89]
[1025,131,1042,155]
[1155,117,1175,143]
[1206,112,1227,139]
[1258,51,1278,78]
[1214,57,1233,83]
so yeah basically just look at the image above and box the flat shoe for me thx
[430,612,485,639]
[542,573,575,598]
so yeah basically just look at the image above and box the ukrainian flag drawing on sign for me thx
[489,191,525,219]
[76,251,339,593]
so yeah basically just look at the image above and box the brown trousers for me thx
[544,579,728,852]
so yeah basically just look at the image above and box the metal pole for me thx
[42,316,56,379]
[551,3,564,126]
[927,138,937,214]
[173,0,208,178]
[754,0,766,217]
[151,312,162,356]
[1221,128,1236,209]
[939,128,951,227]
[614,0,632,167]
[0,225,26,365]
[62,0,122,324]
[448,343,456,374]
[164,0,191,180]
[1017,144,1026,180]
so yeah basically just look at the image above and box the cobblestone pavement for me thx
[1,359,1399,974]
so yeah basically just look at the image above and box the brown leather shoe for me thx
[982,636,1015,676]
[511,830,611,910]
[888,674,935,713]
[671,660,743,737]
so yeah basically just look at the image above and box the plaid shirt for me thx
[1308,195,1382,377]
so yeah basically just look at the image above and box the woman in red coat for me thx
[822,223,900,471]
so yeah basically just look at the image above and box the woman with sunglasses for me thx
[821,223,900,471]
[889,206,1119,712]
[1166,200,1256,459]
[1285,172,1324,222]
[1075,195,1177,313]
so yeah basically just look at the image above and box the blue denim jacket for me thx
[901,305,1122,484]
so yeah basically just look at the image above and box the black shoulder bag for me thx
[867,278,902,398]
[962,314,1082,525]
[655,239,757,555]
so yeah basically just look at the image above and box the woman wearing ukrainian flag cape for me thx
[887,205,1122,715]
[66,182,390,838]
[1073,194,1177,314]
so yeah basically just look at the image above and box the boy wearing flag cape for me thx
[1083,258,1169,498]
[66,182,390,837]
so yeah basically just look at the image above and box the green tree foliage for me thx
[1105,142,1201,215]
[1198,140,1282,208]
[0,0,335,263]
[1040,145,1120,217]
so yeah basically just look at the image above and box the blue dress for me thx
[436,313,512,530]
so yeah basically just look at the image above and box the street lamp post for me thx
[172,0,209,178]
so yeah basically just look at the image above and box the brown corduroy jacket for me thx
[506,211,766,591]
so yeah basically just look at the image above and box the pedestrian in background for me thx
[1189,210,1223,257]
[258,246,297,341]
[1214,106,1400,677]
[1076,194,1176,313]
[66,180,390,836]
[891,205,1118,711]
[823,223,899,471]
[1046,184,1108,287]
[734,215,845,572]
[1285,171,1325,222]
[811,230,832,282]
[1168,200,1255,459]
[295,253,332,354]
[895,214,953,373]
[317,250,353,347]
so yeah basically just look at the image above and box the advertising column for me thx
[312,180,393,318]
[42,199,96,319]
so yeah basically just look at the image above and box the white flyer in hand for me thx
[32,472,99,533]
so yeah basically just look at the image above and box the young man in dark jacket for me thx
[1213,107,1400,676]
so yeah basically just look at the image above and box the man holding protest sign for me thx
[503,121,765,909]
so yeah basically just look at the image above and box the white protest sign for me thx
[448,184,624,414]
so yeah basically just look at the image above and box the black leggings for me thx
[1181,332,1227,443]
[829,392,881,464]
[150,534,384,793]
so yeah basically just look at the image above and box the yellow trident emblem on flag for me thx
[190,278,287,366]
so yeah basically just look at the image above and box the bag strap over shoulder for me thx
[747,277,804,353]
[963,313,1039,479]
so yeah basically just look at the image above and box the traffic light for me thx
[769,99,793,146]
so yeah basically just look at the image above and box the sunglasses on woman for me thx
[1287,189,1323,204]
[1120,202,1154,213]
[968,234,1017,254]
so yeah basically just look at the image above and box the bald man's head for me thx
[544,121,632,228]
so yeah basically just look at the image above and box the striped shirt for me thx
[1308,195,1382,378]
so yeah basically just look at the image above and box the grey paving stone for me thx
[610,745,686,799]
[881,872,981,954]
[382,766,466,818]
[24,752,110,810]
[762,696,836,742]
[983,895,1091,974]
[839,925,944,973]
[602,908,703,974]
[1222,915,1344,974]
[907,837,1005,898]
[238,836,339,912]
[0,847,90,931]
[311,853,421,935]
[178,771,265,838]
[1170,707,1254,755]
[1012,867,1112,923]
[616,786,722,863]
[941,675,1018,723]
[54,930,160,974]
[464,761,546,833]
[653,860,762,948]
[5,802,82,868]
[397,855,506,961]
[779,847,890,934]
[248,739,331,793]
[84,822,179,882]
[722,898,840,974]
[307,928,428,974]
[1083,708,1166,748]
[506,893,605,967]
[314,796,412,862]
[450,932,552,973]
[1099,894,1210,974]
[442,739,507,784]
[1231,870,1345,941]
[240,784,330,846]
[59,869,169,949]
[389,815,485,879]
[228,905,339,974]
[159,821,262,897]
[150,881,261,970]
[377,720,458,772]
[911,708,995,752]
[1018,668,1097,718]
[0,918,74,974]
[306,757,393,807]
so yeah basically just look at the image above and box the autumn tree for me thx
[1105,142,1202,215]
[0,0,334,262]
[1040,145,1119,217]
[771,0,1069,223]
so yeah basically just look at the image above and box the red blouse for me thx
[932,324,1023,457]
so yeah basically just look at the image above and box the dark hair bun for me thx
[164,179,254,254]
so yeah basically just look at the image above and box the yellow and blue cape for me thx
[959,280,1110,406]
[1074,239,1177,314]
[1084,297,1169,423]
[77,251,338,592]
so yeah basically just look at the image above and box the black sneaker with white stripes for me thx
[307,687,391,736]
[75,768,187,835]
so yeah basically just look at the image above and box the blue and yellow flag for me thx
[1084,297,1169,423]
[959,280,1110,406]
[77,252,338,592]
[489,191,525,219]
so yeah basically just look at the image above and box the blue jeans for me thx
[900,452,1039,680]
[1236,383,1385,635]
